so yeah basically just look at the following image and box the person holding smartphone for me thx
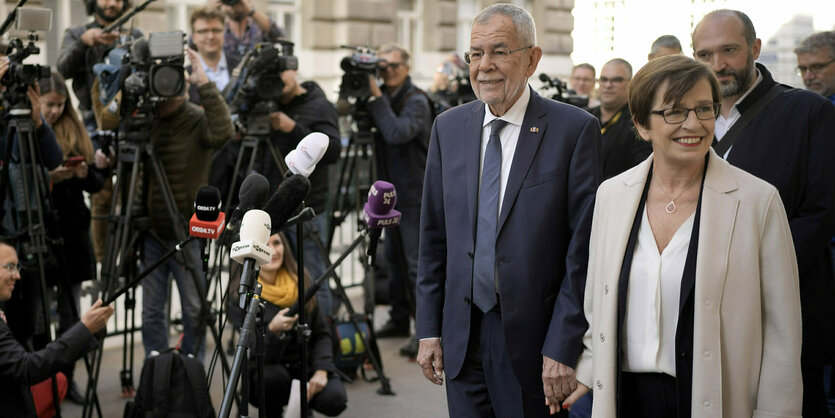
[38,72,104,404]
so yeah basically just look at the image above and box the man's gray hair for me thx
[473,3,537,47]
[795,31,835,60]
[650,35,682,55]
[378,43,411,67]
[605,58,633,78]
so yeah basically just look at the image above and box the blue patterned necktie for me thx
[473,119,509,313]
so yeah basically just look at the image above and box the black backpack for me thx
[124,348,214,418]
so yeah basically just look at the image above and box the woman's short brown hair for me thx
[628,55,721,130]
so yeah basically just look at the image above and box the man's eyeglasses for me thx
[598,76,627,85]
[649,103,721,124]
[796,59,835,76]
[194,28,224,35]
[1,263,20,273]
[384,62,404,71]
[464,46,532,65]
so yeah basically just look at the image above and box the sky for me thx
[570,0,835,73]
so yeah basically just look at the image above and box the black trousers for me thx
[620,372,678,418]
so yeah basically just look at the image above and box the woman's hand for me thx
[267,307,298,336]
[307,370,328,400]
[558,383,591,414]
[50,165,73,183]
[72,161,89,179]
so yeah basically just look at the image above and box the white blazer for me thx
[575,149,802,417]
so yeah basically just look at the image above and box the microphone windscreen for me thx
[285,132,329,177]
[366,180,397,214]
[263,174,311,233]
[238,173,270,210]
[239,210,272,244]
[194,186,221,221]
[539,73,550,83]
[131,39,150,65]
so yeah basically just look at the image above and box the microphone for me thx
[363,181,401,265]
[189,186,225,239]
[221,173,270,244]
[262,174,311,234]
[231,209,272,309]
[284,132,329,178]
[539,73,552,84]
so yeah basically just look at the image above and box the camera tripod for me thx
[82,108,237,418]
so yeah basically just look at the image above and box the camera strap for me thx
[712,83,789,157]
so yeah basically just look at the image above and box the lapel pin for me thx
[529,127,539,133]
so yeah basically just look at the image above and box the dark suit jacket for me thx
[0,320,98,418]
[589,105,652,180]
[722,63,835,367]
[416,87,602,395]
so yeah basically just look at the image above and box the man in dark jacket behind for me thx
[211,66,341,315]
[138,49,235,359]
[57,0,142,133]
[0,241,113,418]
[366,43,432,357]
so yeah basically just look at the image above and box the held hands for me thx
[417,339,444,385]
[542,356,577,414]
[307,370,328,400]
[81,28,120,47]
[186,49,210,88]
[81,299,114,334]
[267,307,298,336]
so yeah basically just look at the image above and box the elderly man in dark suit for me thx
[416,4,602,416]
[693,9,835,417]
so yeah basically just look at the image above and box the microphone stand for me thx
[295,216,311,417]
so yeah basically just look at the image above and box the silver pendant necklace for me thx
[656,177,699,214]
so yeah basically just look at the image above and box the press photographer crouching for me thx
[215,40,341,315]
[0,241,114,418]
[228,233,346,417]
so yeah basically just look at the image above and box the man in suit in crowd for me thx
[693,10,835,416]
[416,4,602,416]
[589,58,651,180]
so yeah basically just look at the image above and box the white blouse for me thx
[622,208,695,377]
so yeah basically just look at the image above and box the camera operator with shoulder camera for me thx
[213,42,341,315]
[214,0,284,64]
[0,240,114,418]
[57,0,142,133]
[365,43,432,357]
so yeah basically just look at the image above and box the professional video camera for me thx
[0,8,52,113]
[338,46,385,101]
[122,31,186,101]
[539,73,589,108]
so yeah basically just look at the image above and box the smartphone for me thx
[64,156,85,168]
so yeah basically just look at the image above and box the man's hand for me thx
[81,299,114,334]
[80,28,119,47]
[269,111,296,133]
[186,49,210,88]
[27,85,42,129]
[542,356,577,414]
[267,307,298,336]
[417,339,444,385]
[307,369,328,400]
[368,75,382,98]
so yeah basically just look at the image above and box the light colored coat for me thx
[575,149,802,417]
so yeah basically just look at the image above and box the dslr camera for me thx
[338,46,386,101]
[539,73,589,109]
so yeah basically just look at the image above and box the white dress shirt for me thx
[714,69,763,158]
[480,85,531,213]
[622,208,694,377]
[198,53,230,93]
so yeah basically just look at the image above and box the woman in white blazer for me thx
[563,55,802,417]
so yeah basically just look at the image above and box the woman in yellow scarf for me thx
[238,232,346,417]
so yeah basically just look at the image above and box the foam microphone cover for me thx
[131,38,150,66]
[238,173,270,210]
[264,174,311,233]
[194,186,221,221]
[363,180,401,228]
[285,132,329,177]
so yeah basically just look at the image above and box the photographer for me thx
[0,240,114,418]
[57,0,143,133]
[133,48,234,359]
[214,0,284,64]
[213,54,341,315]
[365,43,432,357]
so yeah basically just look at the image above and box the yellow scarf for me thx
[258,267,298,308]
